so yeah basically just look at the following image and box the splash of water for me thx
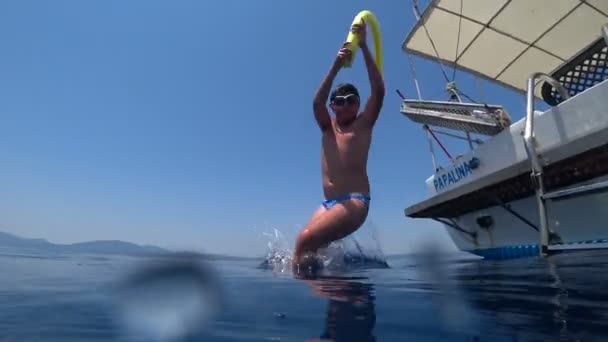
[258,220,389,273]
[260,227,294,273]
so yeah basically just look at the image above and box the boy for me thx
[293,20,385,268]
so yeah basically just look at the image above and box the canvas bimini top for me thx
[402,0,608,97]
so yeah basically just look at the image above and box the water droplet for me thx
[112,253,222,341]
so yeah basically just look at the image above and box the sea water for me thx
[1,234,608,341]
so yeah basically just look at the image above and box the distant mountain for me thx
[0,231,54,248]
[61,240,168,256]
[0,231,169,257]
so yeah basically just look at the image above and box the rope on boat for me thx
[425,125,453,160]
[451,0,464,82]
[412,0,451,84]
[405,0,514,162]
[410,0,480,105]
[405,51,423,100]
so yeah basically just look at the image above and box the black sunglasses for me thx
[331,94,359,107]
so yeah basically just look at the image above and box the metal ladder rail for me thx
[523,73,570,257]
[526,24,608,256]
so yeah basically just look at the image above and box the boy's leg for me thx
[303,205,328,229]
[293,199,369,264]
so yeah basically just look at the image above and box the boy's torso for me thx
[320,118,372,199]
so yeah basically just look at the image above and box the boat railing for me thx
[523,73,570,178]
[540,33,608,106]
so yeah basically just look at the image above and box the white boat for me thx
[400,0,608,259]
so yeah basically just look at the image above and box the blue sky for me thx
[0,0,531,257]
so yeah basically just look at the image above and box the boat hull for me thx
[443,175,608,259]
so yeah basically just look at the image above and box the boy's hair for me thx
[330,83,360,102]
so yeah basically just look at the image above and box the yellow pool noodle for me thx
[344,10,383,78]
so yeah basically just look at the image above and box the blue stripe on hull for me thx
[466,238,608,260]
[468,244,540,260]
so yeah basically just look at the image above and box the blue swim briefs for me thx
[322,192,371,209]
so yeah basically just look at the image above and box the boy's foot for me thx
[293,252,323,279]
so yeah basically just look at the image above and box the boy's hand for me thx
[351,19,367,47]
[335,42,352,67]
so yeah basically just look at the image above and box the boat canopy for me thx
[402,0,608,96]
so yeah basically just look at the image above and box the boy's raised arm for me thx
[355,21,385,127]
[313,44,351,131]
